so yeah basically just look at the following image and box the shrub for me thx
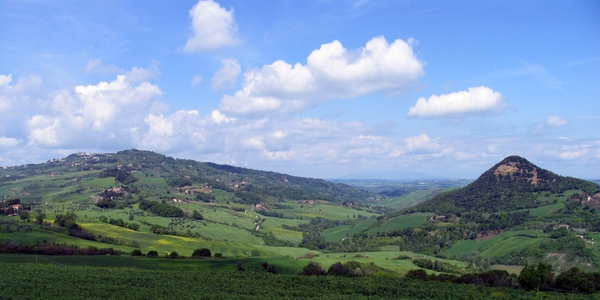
[168,251,179,259]
[236,261,245,271]
[192,248,211,258]
[131,249,143,256]
[147,250,159,258]
[301,261,325,276]
[250,250,261,257]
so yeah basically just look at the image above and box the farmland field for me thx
[0,263,591,300]
[445,230,546,257]
[365,213,430,234]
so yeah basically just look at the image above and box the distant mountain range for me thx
[334,170,446,180]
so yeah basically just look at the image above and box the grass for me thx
[374,190,439,209]
[445,230,546,257]
[365,213,430,234]
[480,236,548,258]
[0,249,469,275]
[321,219,375,242]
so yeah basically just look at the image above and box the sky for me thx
[0,0,599,180]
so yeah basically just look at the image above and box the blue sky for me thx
[1,0,599,179]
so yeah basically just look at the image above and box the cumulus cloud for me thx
[545,115,568,128]
[0,136,19,147]
[220,36,424,116]
[407,86,505,118]
[210,110,235,124]
[405,134,440,152]
[25,68,163,148]
[183,0,240,52]
[0,73,43,113]
[211,59,241,90]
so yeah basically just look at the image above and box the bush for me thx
[250,250,261,257]
[192,248,211,258]
[131,249,143,256]
[214,253,223,258]
[237,261,245,271]
[168,251,179,259]
[147,250,159,258]
[300,261,325,276]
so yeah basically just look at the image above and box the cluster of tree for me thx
[98,167,137,184]
[256,209,283,218]
[168,177,192,187]
[195,192,216,202]
[412,258,469,275]
[0,241,119,256]
[138,199,184,218]
[300,261,390,277]
[233,191,264,205]
[406,268,517,289]
[98,216,140,231]
[53,213,96,241]
[252,231,293,247]
[517,262,600,293]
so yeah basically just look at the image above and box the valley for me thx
[1,150,600,297]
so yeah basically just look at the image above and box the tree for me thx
[35,211,46,224]
[19,211,29,221]
[300,261,325,276]
[131,249,143,256]
[147,250,159,258]
[518,262,542,291]
[555,267,595,293]
[192,210,203,220]
[192,248,211,258]
[168,251,179,259]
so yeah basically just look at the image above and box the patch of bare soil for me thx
[476,230,501,241]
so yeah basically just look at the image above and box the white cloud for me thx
[560,149,588,160]
[407,86,505,118]
[183,0,240,52]
[84,60,159,84]
[84,59,121,74]
[191,75,203,87]
[220,36,424,116]
[27,116,60,147]
[145,114,173,137]
[210,110,235,124]
[0,137,19,147]
[546,115,568,128]
[405,134,439,152]
[211,59,241,90]
[0,74,12,87]
[24,69,164,148]
[0,73,43,112]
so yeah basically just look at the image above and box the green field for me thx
[322,219,376,242]
[374,190,439,209]
[445,230,546,257]
[480,236,548,258]
[365,213,430,234]
[2,263,584,300]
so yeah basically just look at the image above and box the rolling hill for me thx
[412,155,598,213]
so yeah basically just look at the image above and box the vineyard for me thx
[0,263,594,300]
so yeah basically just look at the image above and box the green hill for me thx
[413,155,598,213]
